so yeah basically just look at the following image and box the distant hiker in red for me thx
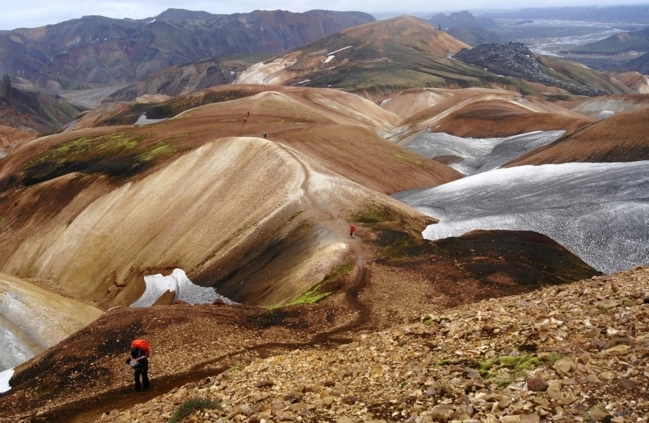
[243,117,247,123]
[126,339,150,391]
[350,225,356,238]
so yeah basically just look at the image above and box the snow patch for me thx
[0,368,13,393]
[134,114,167,125]
[324,55,335,64]
[406,130,564,175]
[379,98,392,107]
[327,46,352,55]
[597,110,614,119]
[131,269,236,307]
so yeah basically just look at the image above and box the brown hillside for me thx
[613,71,649,94]
[0,85,462,313]
[509,107,649,165]
[430,101,594,138]
[234,16,472,96]
[339,15,469,57]
[0,229,599,422]
[381,88,594,142]
[0,125,37,156]
[72,85,461,194]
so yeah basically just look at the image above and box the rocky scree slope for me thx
[94,266,649,423]
[453,43,610,96]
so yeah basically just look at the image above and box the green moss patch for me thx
[282,283,332,308]
[323,262,354,283]
[169,398,221,423]
[474,354,542,384]
[21,132,179,185]
[351,206,396,224]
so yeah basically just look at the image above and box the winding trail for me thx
[38,140,373,423]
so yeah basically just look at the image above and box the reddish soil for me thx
[509,107,649,165]
[433,106,593,138]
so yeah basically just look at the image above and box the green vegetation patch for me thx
[351,206,396,224]
[147,90,251,119]
[137,141,176,161]
[269,262,353,310]
[323,261,355,283]
[282,283,332,307]
[169,398,222,423]
[21,132,179,185]
[474,354,541,382]
[542,353,562,366]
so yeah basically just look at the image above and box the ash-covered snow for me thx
[134,115,167,125]
[0,368,13,393]
[406,130,564,175]
[0,322,38,371]
[131,269,236,307]
[394,161,649,274]
[327,46,352,55]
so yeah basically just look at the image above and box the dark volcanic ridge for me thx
[454,42,609,96]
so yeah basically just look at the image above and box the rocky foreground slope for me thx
[96,266,649,423]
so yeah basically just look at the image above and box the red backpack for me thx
[131,339,151,357]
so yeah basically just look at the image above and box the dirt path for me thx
[40,258,371,423]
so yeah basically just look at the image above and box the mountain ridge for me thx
[0,9,375,89]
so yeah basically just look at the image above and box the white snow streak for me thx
[0,368,13,393]
[130,269,236,307]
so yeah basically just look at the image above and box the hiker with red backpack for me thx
[126,339,150,391]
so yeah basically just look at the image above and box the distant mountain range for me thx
[0,9,374,90]
[72,15,639,105]
[225,17,630,99]
[426,11,502,46]
[569,27,649,55]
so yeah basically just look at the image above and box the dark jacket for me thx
[127,347,148,367]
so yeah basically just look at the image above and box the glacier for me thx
[393,161,649,274]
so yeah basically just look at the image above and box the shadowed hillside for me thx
[0,76,85,132]
[378,87,594,141]
[103,56,270,103]
[509,106,649,165]
[0,10,375,89]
